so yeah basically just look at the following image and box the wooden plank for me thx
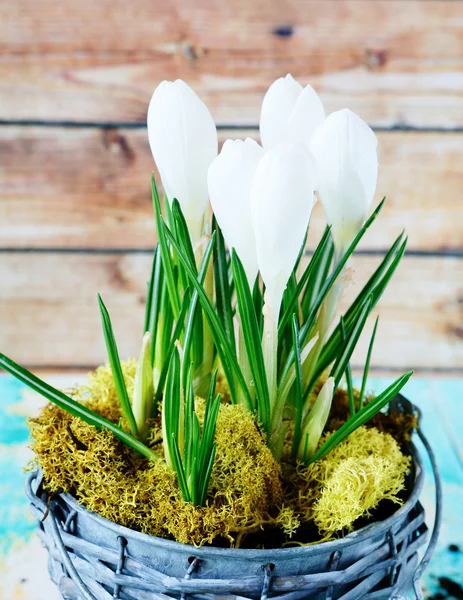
[0,252,461,370]
[1,1,463,126]
[1,126,462,252]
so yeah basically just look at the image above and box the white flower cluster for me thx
[148,75,378,325]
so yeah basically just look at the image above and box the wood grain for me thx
[0,252,461,369]
[1,126,462,251]
[1,1,462,126]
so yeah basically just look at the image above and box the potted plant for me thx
[1,75,441,600]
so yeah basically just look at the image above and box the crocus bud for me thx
[250,141,318,321]
[310,109,378,254]
[299,377,334,461]
[132,332,154,438]
[208,138,265,287]
[147,80,218,244]
[260,74,325,150]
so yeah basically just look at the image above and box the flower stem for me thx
[262,299,279,414]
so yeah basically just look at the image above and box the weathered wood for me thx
[1,1,462,126]
[0,252,461,369]
[1,127,462,252]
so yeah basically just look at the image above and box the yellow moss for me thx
[28,362,412,547]
[305,427,411,538]
[29,362,282,547]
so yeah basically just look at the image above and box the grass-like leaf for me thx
[291,315,304,459]
[162,345,181,470]
[98,294,138,437]
[308,371,414,464]
[213,218,236,352]
[340,316,355,417]
[151,174,181,318]
[279,199,386,387]
[0,354,159,461]
[279,226,332,336]
[301,231,334,320]
[144,245,163,366]
[163,225,253,411]
[231,250,271,434]
[154,290,191,410]
[302,199,385,337]
[308,232,407,391]
[358,316,379,410]
[330,296,372,390]
[182,235,215,391]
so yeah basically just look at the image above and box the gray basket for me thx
[25,396,442,600]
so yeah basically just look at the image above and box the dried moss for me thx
[28,362,413,548]
[29,363,282,547]
[280,426,411,542]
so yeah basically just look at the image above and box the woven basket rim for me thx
[52,442,424,560]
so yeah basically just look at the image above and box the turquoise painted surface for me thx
[0,374,462,598]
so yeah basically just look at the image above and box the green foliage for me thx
[0,173,413,506]
[0,354,159,462]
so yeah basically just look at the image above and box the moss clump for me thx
[28,363,413,548]
[302,427,410,539]
[29,363,282,547]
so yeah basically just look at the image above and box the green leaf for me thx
[279,226,332,335]
[144,245,163,366]
[231,249,271,434]
[308,232,407,392]
[98,294,138,437]
[163,225,253,410]
[330,296,372,389]
[280,200,387,388]
[290,315,304,460]
[340,316,355,417]
[301,230,334,320]
[308,371,414,464]
[0,354,159,461]
[182,235,214,390]
[171,434,191,503]
[359,316,379,410]
[213,217,236,352]
[162,346,181,469]
[154,290,191,409]
[151,174,181,318]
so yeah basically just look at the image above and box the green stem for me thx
[237,318,254,409]
[262,301,279,414]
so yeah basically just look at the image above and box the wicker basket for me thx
[25,396,442,600]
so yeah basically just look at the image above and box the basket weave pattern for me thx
[26,466,427,600]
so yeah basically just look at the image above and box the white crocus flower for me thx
[251,141,318,322]
[208,138,265,287]
[310,108,378,255]
[147,79,218,245]
[260,74,325,150]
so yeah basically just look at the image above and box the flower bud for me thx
[310,108,378,253]
[148,80,218,244]
[250,141,318,320]
[208,138,264,287]
[260,74,325,150]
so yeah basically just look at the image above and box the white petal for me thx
[288,83,325,146]
[310,109,378,251]
[259,74,303,150]
[250,142,318,318]
[208,138,264,286]
[147,80,218,243]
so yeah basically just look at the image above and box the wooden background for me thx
[0,0,462,374]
